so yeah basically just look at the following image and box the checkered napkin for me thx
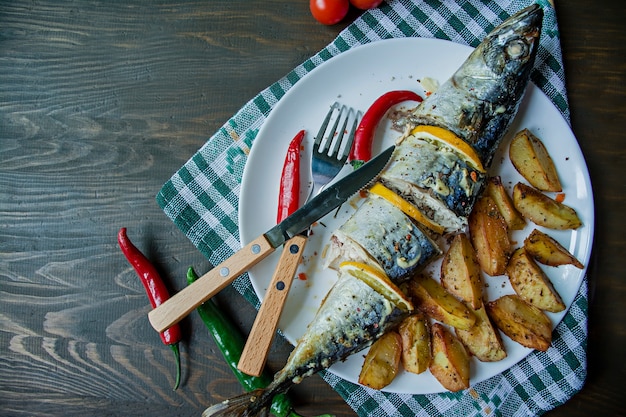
[157,0,587,415]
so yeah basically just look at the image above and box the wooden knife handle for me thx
[237,234,307,377]
[148,234,275,333]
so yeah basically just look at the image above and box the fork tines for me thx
[313,102,361,164]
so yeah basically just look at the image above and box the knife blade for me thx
[148,145,395,333]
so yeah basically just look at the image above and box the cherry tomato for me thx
[309,0,350,25]
[349,0,383,10]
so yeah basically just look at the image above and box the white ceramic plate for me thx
[239,38,594,395]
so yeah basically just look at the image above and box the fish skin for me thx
[381,135,487,228]
[329,196,441,282]
[202,6,543,416]
[202,271,408,417]
[374,3,543,231]
[273,270,407,380]
[409,4,543,166]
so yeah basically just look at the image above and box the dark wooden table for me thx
[1,1,624,416]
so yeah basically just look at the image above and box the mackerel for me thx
[202,5,543,416]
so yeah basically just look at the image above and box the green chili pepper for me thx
[186,267,334,417]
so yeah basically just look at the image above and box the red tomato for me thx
[349,0,383,10]
[309,0,350,25]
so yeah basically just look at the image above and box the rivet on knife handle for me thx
[148,235,275,333]
[237,234,307,377]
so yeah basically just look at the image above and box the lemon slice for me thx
[410,125,485,173]
[339,261,413,312]
[369,182,445,235]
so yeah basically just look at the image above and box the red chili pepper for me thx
[349,90,423,169]
[277,130,305,223]
[117,227,182,390]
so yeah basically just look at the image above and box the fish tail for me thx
[201,389,269,417]
[202,379,292,417]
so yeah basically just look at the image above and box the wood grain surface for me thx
[1,1,624,416]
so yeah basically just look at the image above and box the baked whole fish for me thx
[203,5,543,416]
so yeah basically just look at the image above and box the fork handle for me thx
[237,234,307,377]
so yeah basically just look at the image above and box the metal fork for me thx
[309,102,362,200]
[237,102,362,377]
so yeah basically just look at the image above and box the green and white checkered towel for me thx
[157,1,587,415]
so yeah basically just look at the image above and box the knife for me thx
[148,145,395,333]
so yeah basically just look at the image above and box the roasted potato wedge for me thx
[398,313,431,374]
[513,182,582,230]
[486,294,552,351]
[506,248,566,312]
[524,229,584,268]
[456,305,507,362]
[408,276,476,330]
[486,176,526,230]
[509,128,562,192]
[441,233,483,309]
[469,196,512,276]
[358,331,402,390]
[430,323,470,392]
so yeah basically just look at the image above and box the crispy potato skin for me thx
[441,233,483,309]
[513,182,582,230]
[456,305,507,362]
[506,248,566,312]
[486,176,526,230]
[469,196,512,276]
[486,294,552,351]
[430,323,470,392]
[509,129,562,192]
[398,314,431,374]
[524,229,584,268]
[358,331,402,390]
[352,122,585,392]
[408,276,476,330]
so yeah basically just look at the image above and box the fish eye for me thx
[505,39,528,59]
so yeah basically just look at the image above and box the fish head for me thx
[430,4,544,167]
[454,4,543,98]
[483,4,543,77]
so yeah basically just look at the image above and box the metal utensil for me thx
[148,145,394,334]
[237,103,361,376]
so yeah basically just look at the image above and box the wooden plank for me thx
[0,0,624,416]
